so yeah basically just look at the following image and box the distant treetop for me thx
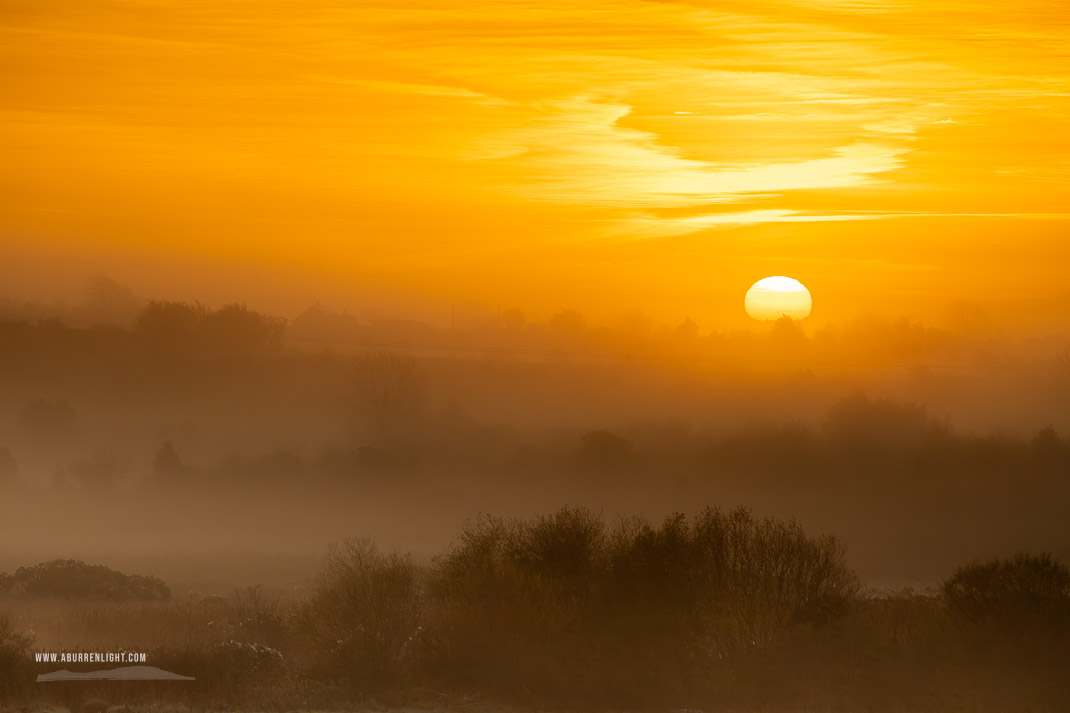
[0,559,170,600]
[135,300,285,352]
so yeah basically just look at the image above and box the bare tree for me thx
[1053,350,1070,389]
[306,538,424,691]
[70,450,130,490]
[1050,350,1070,422]
[351,351,426,441]
[82,273,140,325]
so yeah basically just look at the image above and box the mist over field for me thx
[0,279,1068,713]
[1,277,1069,592]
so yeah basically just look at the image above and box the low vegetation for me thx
[0,560,170,601]
[1,509,1067,712]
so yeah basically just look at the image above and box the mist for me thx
[2,275,1069,594]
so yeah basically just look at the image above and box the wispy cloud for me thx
[472,96,910,206]
[309,76,509,106]
[1,0,1068,291]
[613,209,1070,239]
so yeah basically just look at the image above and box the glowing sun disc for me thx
[745,276,812,321]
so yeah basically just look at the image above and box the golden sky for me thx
[2,0,1068,327]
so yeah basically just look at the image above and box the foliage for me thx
[577,430,633,467]
[0,612,33,700]
[609,507,861,653]
[944,552,1070,640]
[350,351,426,440]
[227,585,288,646]
[135,300,208,352]
[81,273,141,325]
[199,303,286,351]
[0,560,170,600]
[305,538,424,692]
[824,391,944,456]
[2,530,1070,712]
[67,450,130,490]
[213,639,285,679]
[135,300,285,352]
[151,639,285,708]
[429,506,861,706]
[150,440,199,486]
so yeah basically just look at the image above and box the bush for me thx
[152,639,285,708]
[429,508,607,701]
[0,560,170,600]
[0,612,33,700]
[824,391,942,457]
[577,430,633,467]
[429,506,861,707]
[606,507,861,656]
[68,450,130,490]
[213,639,285,681]
[227,585,288,647]
[944,552,1070,643]
[135,300,285,353]
[305,538,424,693]
[350,351,426,442]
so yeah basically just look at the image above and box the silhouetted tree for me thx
[548,308,587,339]
[618,309,653,339]
[0,559,169,600]
[769,314,809,351]
[351,351,426,442]
[153,440,181,474]
[200,303,286,351]
[824,391,942,458]
[674,316,699,340]
[152,440,196,486]
[1051,350,1070,420]
[1030,425,1065,470]
[81,273,140,325]
[0,612,33,700]
[307,538,424,692]
[578,429,633,468]
[70,450,129,490]
[135,300,285,352]
[944,552,1070,649]
[1051,350,1070,385]
[429,506,860,705]
[135,300,207,352]
[500,308,526,330]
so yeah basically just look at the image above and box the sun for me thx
[745,276,812,321]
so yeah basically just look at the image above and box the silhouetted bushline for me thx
[3,524,1070,711]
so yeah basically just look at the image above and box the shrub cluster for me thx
[0,612,33,701]
[944,552,1070,648]
[135,300,285,352]
[425,506,860,707]
[0,559,170,600]
[4,516,1069,712]
[304,539,424,694]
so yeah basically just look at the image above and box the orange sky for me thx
[2,0,1068,329]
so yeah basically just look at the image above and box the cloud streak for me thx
[1,0,1068,324]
